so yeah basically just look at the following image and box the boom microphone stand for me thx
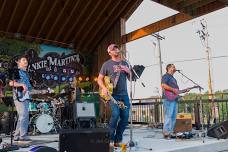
[176,70,206,143]
[123,52,150,150]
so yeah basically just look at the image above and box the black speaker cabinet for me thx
[207,120,228,139]
[59,128,110,152]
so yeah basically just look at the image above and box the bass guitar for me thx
[99,76,127,109]
[165,86,200,101]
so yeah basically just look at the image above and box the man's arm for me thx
[9,80,27,92]
[161,83,178,95]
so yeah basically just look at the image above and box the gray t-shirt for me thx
[99,59,129,95]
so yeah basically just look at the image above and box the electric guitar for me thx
[99,76,127,109]
[165,86,200,101]
[16,88,48,102]
[16,87,31,102]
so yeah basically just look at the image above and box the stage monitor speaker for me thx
[174,113,192,133]
[59,128,110,152]
[207,120,228,139]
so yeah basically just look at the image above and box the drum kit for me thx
[29,96,65,135]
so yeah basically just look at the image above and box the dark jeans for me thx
[109,94,130,143]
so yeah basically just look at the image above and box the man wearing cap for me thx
[97,44,130,147]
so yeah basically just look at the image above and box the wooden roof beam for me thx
[78,0,123,51]
[71,0,103,44]
[87,0,134,52]
[46,0,73,39]
[27,0,47,36]
[122,0,225,44]
[6,0,20,32]
[75,0,114,49]
[17,0,34,32]
[62,0,94,42]
[36,0,59,38]
[54,0,81,41]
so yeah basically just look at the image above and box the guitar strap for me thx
[113,61,122,88]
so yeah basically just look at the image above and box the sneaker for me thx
[114,142,124,147]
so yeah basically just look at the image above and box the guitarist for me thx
[97,44,130,147]
[9,55,32,142]
[161,64,190,139]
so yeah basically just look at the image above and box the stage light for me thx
[78,77,82,81]
[85,77,89,81]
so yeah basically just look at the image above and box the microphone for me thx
[175,70,181,72]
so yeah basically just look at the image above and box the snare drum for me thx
[29,102,37,111]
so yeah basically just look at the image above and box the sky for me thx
[126,0,228,98]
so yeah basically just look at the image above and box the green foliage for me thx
[0,37,40,58]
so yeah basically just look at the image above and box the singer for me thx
[161,64,190,139]
[97,44,130,147]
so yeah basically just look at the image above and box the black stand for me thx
[1,97,19,151]
[124,56,152,151]
[176,70,206,143]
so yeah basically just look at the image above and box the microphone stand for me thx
[123,53,150,150]
[176,70,206,143]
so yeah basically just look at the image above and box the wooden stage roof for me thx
[0,0,227,53]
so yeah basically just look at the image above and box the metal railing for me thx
[131,97,228,127]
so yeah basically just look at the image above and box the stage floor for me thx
[1,126,228,152]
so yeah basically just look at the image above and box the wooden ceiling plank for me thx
[62,0,94,42]
[17,0,34,32]
[27,0,47,35]
[72,0,103,44]
[75,0,114,48]
[180,0,217,15]
[6,0,21,31]
[86,0,132,51]
[0,0,7,19]
[46,0,73,39]
[122,1,225,44]
[36,0,59,37]
[54,0,81,41]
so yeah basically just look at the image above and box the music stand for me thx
[1,97,19,151]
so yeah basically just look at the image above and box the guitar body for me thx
[16,87,30,102]
[99,76,127,109]
[99,76,113,102]
[164,89,180,101]
[164,86,200,101]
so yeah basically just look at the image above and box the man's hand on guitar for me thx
[120,65,130,74]
[171,88,179,95]
[21,84,27,94]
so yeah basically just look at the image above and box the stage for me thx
[1,126,228,152]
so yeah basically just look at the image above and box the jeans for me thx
[14,99,30,139]
[163,99,178,134]
[109,95,130,143]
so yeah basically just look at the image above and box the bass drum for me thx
[31,114,54,133]
[28,146,57,152]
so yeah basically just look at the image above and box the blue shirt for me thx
[161,73,179,99]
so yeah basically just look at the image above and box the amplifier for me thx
[75,102,95,118]
[174,113,192,133]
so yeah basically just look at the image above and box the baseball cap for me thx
[107,44,119,53]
